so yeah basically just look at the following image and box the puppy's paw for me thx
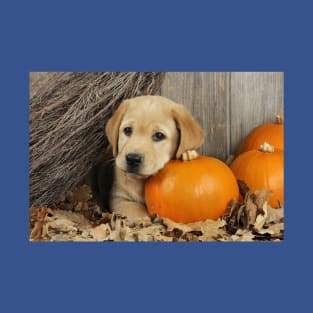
[112,201,149,226]
[125,210,150,227]
[181,150,199,161]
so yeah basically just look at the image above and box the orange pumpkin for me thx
[145,156,239,223]
[231,143,284,208]
[237,115,284,154]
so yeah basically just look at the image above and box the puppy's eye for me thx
[123,127,132,136]
[152,132,166,142]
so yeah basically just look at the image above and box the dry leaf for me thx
[222,187,284,241]
[254,189,272,209]
[233,230,255,241]
[266,207,284,224]
[30,182,283,242]
[254,202,269,232]
[40,209,93,241]
[90,224,111,241]
[90,213,128,241]
[29,207,47,240]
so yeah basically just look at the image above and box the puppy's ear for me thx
[105,100,129,156]
[172,104,205,159]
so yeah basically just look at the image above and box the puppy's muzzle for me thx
[126,153,144,173]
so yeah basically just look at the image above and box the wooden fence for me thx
[30,72,284,161]
[160,72,284,160]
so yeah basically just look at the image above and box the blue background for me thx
[0,0,312,312]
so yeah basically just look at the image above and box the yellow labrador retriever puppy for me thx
[105,95,204,222]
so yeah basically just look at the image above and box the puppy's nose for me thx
[126,153,143,167]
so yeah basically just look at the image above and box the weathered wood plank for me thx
[161,72,228,160]
[229,72,284,154]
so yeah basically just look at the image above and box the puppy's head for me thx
[105,96,204,177]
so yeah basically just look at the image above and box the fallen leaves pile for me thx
[29,182,283,242]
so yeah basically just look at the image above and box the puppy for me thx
[105,95,204,222]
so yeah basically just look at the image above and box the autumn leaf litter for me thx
[30,181,284,242]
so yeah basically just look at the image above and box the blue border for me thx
[1,1,312,312]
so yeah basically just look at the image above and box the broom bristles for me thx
[30,72,165,206]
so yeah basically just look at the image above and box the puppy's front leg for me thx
[110,167,149,223]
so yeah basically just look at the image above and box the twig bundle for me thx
[30,72,165,205]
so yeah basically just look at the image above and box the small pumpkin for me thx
[145,156,239,223]
[231,142,284,208]
[237,115,284,154]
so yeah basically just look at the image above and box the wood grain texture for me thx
[161,72,228,160]
[229,72,284,154]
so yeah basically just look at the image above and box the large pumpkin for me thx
[237,115,284,154]
[145,156,239,223]
[231,143,284,208]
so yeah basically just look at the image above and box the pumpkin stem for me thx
[275,114,284,124]
[259,142,275,153]
[182,150,199,161]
